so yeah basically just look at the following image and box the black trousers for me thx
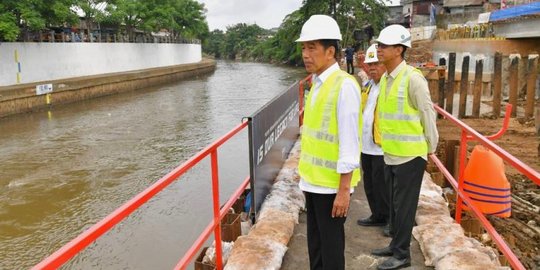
[385,157,426,259]
[346,59,354,74]
[305,191,347,270]
[361,153,389,222]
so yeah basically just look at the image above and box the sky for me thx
[196,0,303,31]
[197,0,400,31]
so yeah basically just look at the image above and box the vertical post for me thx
[525,55,538,119]
[455,130,468,224]
[210,151,223,270]
[458,55,470,118]
[446,53,456,114]
[473,59,484,118]
[438,68,446,112]
[508,55,519,117]
[493,52,503,117]
[438,58,446,118]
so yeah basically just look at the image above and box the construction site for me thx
[405,2,539,268]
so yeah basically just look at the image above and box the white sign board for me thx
[478,12,491,24]
[36,84,53,95]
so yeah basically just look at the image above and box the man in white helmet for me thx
[296,14,362,270]
[370,24,438,270]
[357,44,389,232]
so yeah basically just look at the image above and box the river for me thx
[0,61,306,269]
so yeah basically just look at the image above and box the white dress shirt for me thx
[299,63,361,194]
[362,80,384,156]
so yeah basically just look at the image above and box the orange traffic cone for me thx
[463,145,511,218]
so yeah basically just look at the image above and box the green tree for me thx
[204,29,225,58]
[221,23,264,59]
[268,0,387,64]
[335,0,388,47]
[0,0,80,41]
[104,0,144,40]
[75,0,113,40]
[0,3,19,41]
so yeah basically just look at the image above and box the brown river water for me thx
[0,61,306,269]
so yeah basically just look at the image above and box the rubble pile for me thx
[407,40,434,64]
[413,173,510,270]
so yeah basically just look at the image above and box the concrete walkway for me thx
[281,185,432,270]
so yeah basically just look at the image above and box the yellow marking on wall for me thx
[16,73,21,84]
[14,49,18,62]
[46,93,51,105]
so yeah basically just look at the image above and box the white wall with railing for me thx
[0,42,201,86]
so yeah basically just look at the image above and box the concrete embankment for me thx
[0,59,216,118]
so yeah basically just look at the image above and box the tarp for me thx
[490,2,540,21]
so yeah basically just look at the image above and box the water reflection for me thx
[0,61,306,269]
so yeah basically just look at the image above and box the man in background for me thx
[357,44,389,235]
[345,45,355,74]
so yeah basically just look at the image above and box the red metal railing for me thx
[33,121,249,270]
[432,103,540,270]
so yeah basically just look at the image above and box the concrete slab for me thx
[281,186,432,270]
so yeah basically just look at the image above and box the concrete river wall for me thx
[0,42,202,86]
[0,43,215,118]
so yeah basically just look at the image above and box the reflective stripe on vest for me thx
[377,65,428,156]
[298,69,362,189]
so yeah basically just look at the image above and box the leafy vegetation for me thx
[0,0,208,41]
[204,0,388,65]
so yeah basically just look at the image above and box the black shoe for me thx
[383,225,393,237]
[357,216,386,226]
[371,246,393,257]
[377,256,411,270]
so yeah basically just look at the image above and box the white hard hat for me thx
[375,24,411,48]
[296,15,342,42]
[364,44,379,63]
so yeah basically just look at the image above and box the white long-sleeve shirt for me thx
[299,63,361,194]
[362,80,384,156]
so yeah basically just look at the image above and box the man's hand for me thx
[332,172,352,218]
[332,189,351,218]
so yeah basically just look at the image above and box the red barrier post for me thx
[455,130,468,224]
[210,150,223,269]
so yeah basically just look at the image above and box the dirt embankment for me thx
[436,116,539,269]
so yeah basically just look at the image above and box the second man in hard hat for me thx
[370,24,438,270]
[357,44,390,232]
[296,14,362,270]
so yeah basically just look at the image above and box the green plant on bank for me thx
[0,0,209,42]
[203,0,387,66]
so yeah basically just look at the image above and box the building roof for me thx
[443,0,483,7]
[489,2,540,22]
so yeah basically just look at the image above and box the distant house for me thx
[401,0,442,27]
[441,0,485,25]
[386,5,408,26]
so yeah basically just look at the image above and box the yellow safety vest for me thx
[377,65,428,156]
[362,82,382,145]
[298,70,362,189]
